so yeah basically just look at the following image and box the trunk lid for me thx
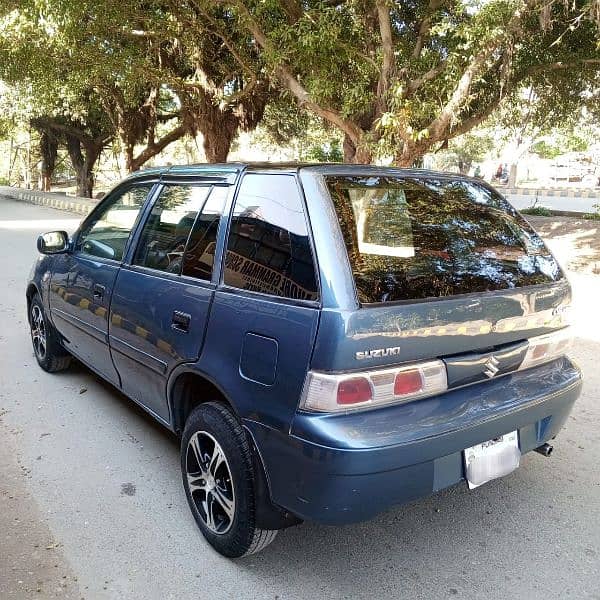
[311,281,571,372]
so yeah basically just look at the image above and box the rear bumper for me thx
[246,357,582,525]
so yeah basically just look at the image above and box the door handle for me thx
[93,284,106,300]
[171,311,191,333]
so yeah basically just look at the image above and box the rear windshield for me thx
[325,176,563,303]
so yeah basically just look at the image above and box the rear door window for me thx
[133,185,211,274]
[181,186,228,281]
[223,174,318,301]
[326,176,563,303]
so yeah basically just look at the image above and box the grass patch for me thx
[583,204,600,221]
[520,206,553,217]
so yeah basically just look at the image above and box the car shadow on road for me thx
[234,455,589,598]
[65,358,179,445]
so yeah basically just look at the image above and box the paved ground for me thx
[0,197,599,600]
[527,215,600,275]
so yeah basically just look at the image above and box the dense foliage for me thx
[0,0,598,194]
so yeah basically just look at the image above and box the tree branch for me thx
[188,0,259,78]
[442,55,600,143]
[32,118,96,145]
[130,123,187,171]
[228,0,365,145]
[375,0,394,114]
[524,58,600,76]
[279,0,303,23]
[426,0,537,142]
[412,0,445,60]
[403,60,447,97]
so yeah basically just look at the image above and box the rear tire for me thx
[29,294,71,372]
[181,402,278,558]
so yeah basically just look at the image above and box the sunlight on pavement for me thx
[0,218,81,231]
[570,273,600,343]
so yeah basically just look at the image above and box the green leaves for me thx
[1,0,599,167]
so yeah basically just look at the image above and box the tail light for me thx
[394,369,423,395]
[519,327,573,371]
[300,360,447,413]
[337,377,372,405]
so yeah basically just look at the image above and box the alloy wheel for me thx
[31,304,47,360]
[186,431,236,534]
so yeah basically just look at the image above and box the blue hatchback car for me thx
[28,164,582,557]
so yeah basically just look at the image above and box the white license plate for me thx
[464,431,520,489]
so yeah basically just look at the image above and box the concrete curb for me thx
[0,186,98,215]
[503,187,600,199]
[522,209,596,219]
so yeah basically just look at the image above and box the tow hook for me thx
[534,443,553,457]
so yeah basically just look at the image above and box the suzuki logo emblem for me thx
[484,355,500,378]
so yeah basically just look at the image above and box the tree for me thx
[0,2,192,175]
[212,0,599,165]
[255,93,344,161]
[160,1,272,163]
[433,132,495,174]
[3,0,273,168]
[32,123,59,191]
[531,133,589,159]
[30,108,113,197]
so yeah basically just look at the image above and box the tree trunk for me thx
[202,114,237,163]
[39,130,58,191]
[395,152,419,168]
[508,163,518,187]
[342,134,372,164]
[458,159,471,175]
[123,142,136,173]
[343,135,356,163]
[117,121,187,173]
[394,139,429,168]
[66,134,85,195]
[66,134,102,198]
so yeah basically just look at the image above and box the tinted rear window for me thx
[326,176,563,303]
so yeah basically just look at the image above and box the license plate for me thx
[464,431,520,489]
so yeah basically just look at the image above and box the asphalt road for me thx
[1,196,599,600]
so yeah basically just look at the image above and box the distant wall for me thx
[0,186,98,216]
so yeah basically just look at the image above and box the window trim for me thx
[218,171,321,306]
[218,283,321,309]
[122,261,218,291]
[74,180,158,264]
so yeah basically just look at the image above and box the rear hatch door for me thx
[311,174,570,375]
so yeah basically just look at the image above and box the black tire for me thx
[181,402,278,558]
[29,294,71,373]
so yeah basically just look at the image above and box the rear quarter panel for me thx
[197,289,320,432]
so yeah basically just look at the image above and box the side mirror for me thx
[37,231,70,255]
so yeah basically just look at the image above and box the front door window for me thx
[77,184,152,261]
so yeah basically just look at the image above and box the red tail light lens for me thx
[394,369,423,395]
[337,377,372,405]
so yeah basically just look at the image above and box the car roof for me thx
[123,162,478,184]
